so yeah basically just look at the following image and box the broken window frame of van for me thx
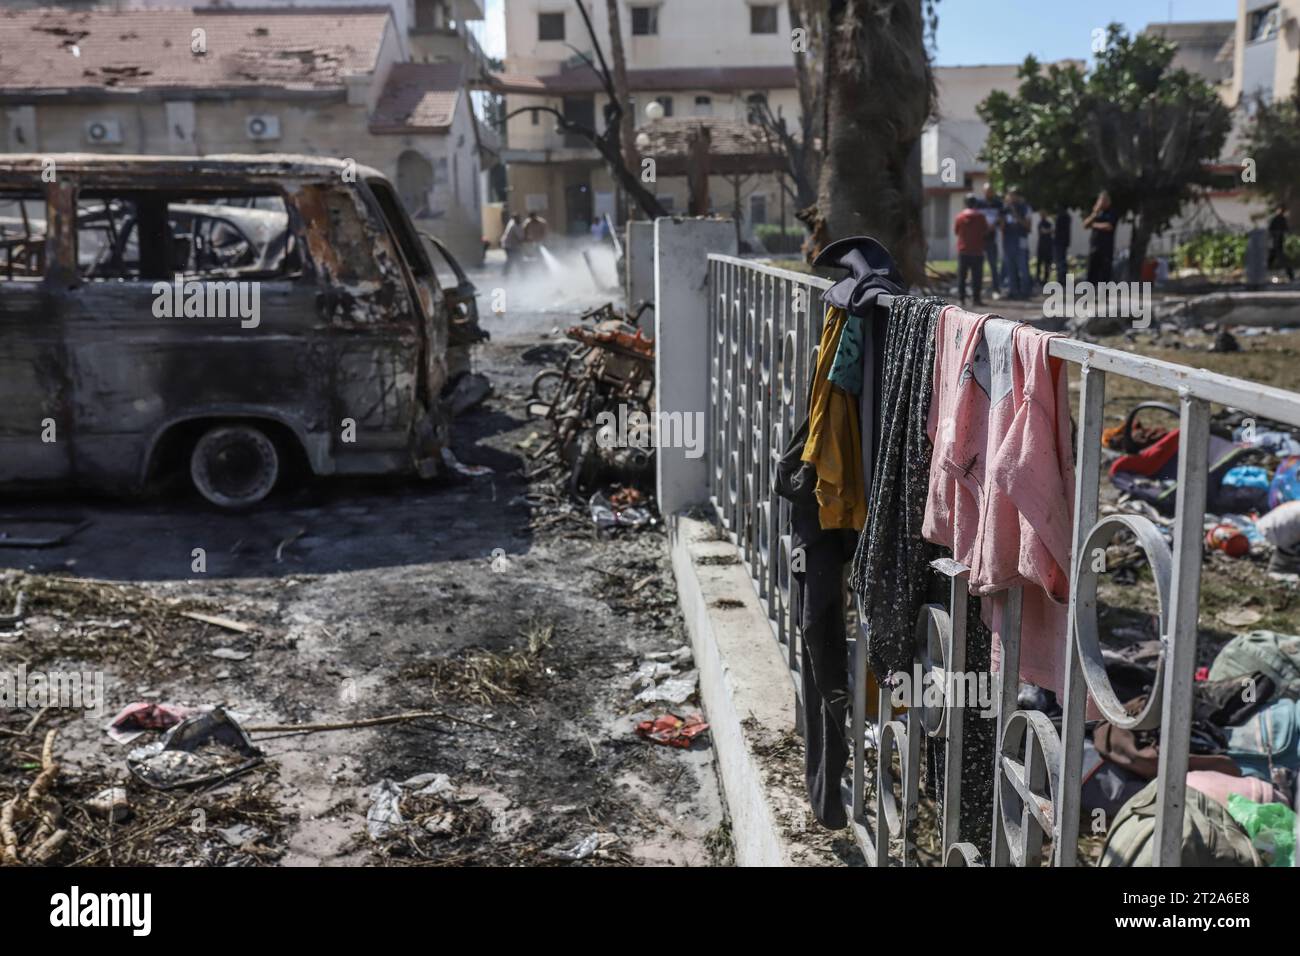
[0,155,462,510]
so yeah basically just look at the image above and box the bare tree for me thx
[504,1,666,219]
[605,0,639,218]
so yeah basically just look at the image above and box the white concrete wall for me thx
[654,217,737,515]
[626,219,655,305]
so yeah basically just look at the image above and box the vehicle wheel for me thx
[530,369,565,405]
[190,425,280,509]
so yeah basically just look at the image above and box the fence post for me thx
[654,218,738,515]
[626,220,656,307]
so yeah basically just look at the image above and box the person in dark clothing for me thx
[1000,189,1032,298]
[953,194,987,307]
[1083,190,1118,283]
[1053,207,1072,284]
[1035,213,1054,285]
[979,183,1003,296]
[1268,205,1295,281]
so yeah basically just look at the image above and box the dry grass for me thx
[405,618,555,707]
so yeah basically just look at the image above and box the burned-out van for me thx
[0,154,459,508]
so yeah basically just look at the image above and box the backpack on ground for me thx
[1208,630,1300,701]
[1100,778,1261,867]
[1228,698,1300,782]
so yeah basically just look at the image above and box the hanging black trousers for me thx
[776,417,856,829]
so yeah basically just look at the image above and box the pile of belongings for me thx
[1104,406,1300,578]
[1084,630,1300,866]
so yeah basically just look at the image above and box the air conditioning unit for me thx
[245,115,281,142]
[84,119,122,145]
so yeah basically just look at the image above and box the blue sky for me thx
[476,0,1238,67]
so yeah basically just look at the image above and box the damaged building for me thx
[0,4,493,264]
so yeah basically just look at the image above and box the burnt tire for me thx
[530,369,564,405]
[190,425,280,510]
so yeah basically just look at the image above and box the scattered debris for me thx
[274,528,306,563]
[180,611,253,633]
[1217,607,1264,628]
[127,707,264,790]
[0,516,90,548]
[366,779,405,840]
[590,489,654,530]
[105,702,200,744]
[441,447,494,478]
[0,729,68,865]
[635,670,699,705]
[545,831,600,861]
[635,713,710,749]
[86,787,131,824]
[0,588,26,628]
[209,647,253,661]
[527,304,656,497]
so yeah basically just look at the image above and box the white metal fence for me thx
[705,252,1300,867]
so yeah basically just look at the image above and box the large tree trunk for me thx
[806,0,934,284]
[1128,213,1154,283]
[605,0,638,222]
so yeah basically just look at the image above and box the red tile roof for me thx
[489,64,797,96]
[370,61,465,133]
[0,7,391,94]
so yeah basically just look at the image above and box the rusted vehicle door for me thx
[0,185,72,483]
[362,179,448,413]
[56,183,329,493]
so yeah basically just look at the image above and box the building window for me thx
[693,95,712,116]
[531,109,540,125]
[631,5,658,36]
[538,12,565,41]
[0,193,45,281]
[749,194,768,226]
[1250,5,1280,42]
[654,95,674,117]
[750,4,778,34]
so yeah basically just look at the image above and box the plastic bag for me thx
[1226,794,1297,867]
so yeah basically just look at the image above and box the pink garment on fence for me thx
[923,305,1075,693]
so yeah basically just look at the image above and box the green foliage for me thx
[977,57,1094,214]
[755,224,804,254]
[979,23,1231,238]
[1243,78,1300,213]
[1175,230,1300,271]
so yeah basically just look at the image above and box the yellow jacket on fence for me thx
[801,305,867,530]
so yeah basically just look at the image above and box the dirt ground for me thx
[0,283,727,868]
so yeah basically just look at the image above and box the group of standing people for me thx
[499,210,549,276]
[952,184,1121,307]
